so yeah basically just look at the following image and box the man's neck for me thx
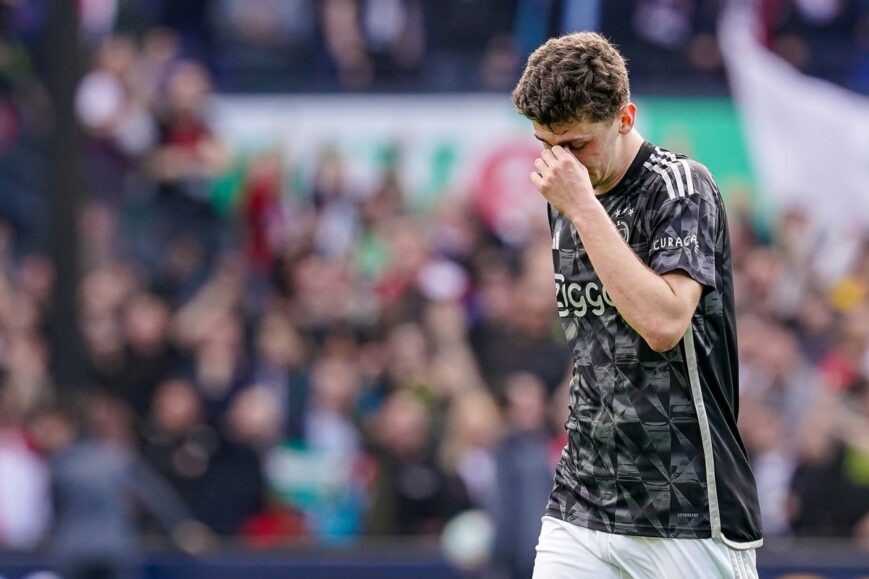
[594,131,646,196]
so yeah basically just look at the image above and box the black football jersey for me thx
[545,141,763,548]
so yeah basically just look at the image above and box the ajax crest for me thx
[616,220,629,242]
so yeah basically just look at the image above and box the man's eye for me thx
[571,143,585,151]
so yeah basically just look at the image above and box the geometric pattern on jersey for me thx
[545,141,763,547]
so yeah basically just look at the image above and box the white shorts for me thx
[533,516,758,579]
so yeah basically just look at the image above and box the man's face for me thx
[531,115,623,188]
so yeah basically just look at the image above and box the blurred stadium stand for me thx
[0,0,867,578]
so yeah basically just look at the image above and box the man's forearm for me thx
[566,199,692,352]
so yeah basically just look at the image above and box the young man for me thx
[512,32,763,578]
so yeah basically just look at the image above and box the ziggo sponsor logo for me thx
[554,274,615,318]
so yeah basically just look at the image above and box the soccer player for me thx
[512,32,763,578]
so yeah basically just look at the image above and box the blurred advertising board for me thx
[213,95,755,243]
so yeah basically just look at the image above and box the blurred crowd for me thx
[0,1,867,579]
[200,0,869,94]
[0,0,866,94]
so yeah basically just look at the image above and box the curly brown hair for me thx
[512,32,630,128]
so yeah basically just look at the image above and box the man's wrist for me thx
[565,194,602,227]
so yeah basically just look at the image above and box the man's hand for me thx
[530,145,595,220]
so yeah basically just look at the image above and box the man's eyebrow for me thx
[534,134,586,146]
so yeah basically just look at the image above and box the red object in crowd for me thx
[244,156,285,271]
[238,506,308,549]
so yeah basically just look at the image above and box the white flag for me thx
[719,7,869,230]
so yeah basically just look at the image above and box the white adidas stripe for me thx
[646,151,694,199]
[671,161,685,198]
[643,161,677,199]
[681,159,694,197]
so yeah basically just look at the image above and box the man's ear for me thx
[618,103,636,134]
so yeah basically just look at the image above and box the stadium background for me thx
[0,0,867,578]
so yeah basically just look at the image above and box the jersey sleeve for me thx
[646,161,719,290]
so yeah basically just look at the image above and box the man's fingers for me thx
[540,148,557,166]
[547,145,585,171]
[533,157,548,174]
[530,171,544,191]
[552,145,589,174]
[552,145,584,168]
[551,145,571,160]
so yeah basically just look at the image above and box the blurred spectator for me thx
[316,0,427,90]
[147,59,230,257]
[321,0,427,90]
[31,394,212,579]
[2,331,54,418]
[470,243,570,395]
[262,349,370,541]
[225,383,283,452]
[490,372,556,579]
[250,309,310,442]
[305,356,363,454]
[787,392,859,536]
[75,35,158,201]
[310,147,361,258]
[141,378,263,536]
[213,0,320,88]
[366,389,469,535]
[114,293,183,417]
[0,380,50,551]
[422,0,515,90]
[242,152,288,277]
[439,388,503,510]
